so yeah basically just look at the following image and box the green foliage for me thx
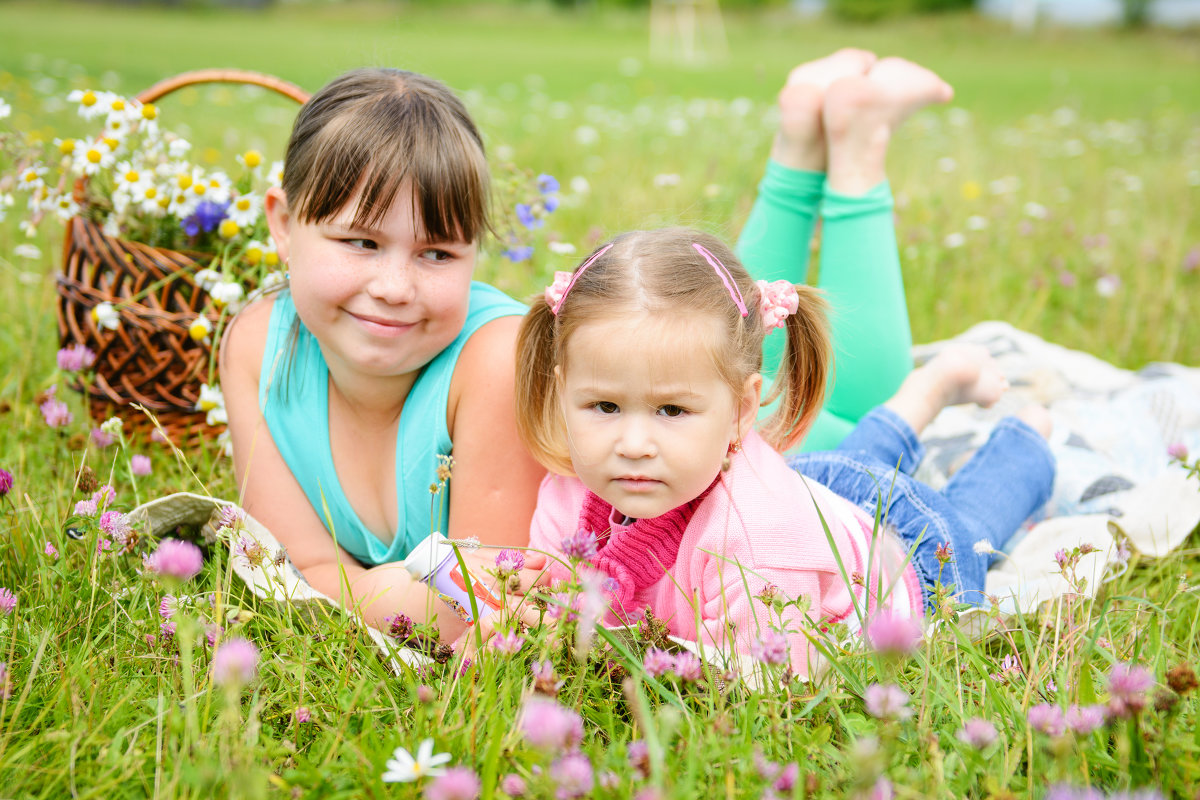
[1,4,1199,797]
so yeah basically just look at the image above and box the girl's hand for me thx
[457,549,550,597]
[451,591,542,660]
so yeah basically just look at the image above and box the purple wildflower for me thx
[0,468,12,498]
[160,621,176,639]
[130,455,151,476]
[537,174,560,194]
[560,528,598,562]
[74,498,97,516]
[546,592,581,623]
[294,706,311,724]
[41,398,73,428]
[387,613,414,640]
[0,588,16,615]
[627,739,650,779]
[515,203,543,231]
[216,505,245,531]
[56,344,96,372]
[543,194,560,213]
[181,199,228,237]
[531,659,556,682]
[424,767,481,800]
[549,753,593,800]
[864,683,912,720]
[865,610,922,655]
[502,244,534,263]
[44,542,58,560]
[159,595,178,619]
[98,510,132,546]
[211,636,259,685]
[495,548,526,574]
[642,647,675,678]
[1044,786,1105,800]
[956,717,998,749]
[1107,662,1153,716]
[500,773,527,797]
[1065,704,1106,735]
[490,631,525,656]
[1027,703,1066,736]
[416,685,435,704]
[673,651,703,683]
[520,696,584,754]
[750,630,789,666]
[148,539,203,580]
[1167,442,1188,462]
[91,428,115,447]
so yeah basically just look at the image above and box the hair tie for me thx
[546,243,614,315]
[755,279,800,330]
[692,243,748,318]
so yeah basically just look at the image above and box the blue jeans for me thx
[787,407,1056,610]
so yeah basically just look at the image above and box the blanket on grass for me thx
[129,322,1200,674]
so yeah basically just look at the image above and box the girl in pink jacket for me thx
[515,229,1055,677]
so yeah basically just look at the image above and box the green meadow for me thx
[0,2,1198,798]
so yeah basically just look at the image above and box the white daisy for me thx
[67,89,106,119]
[92,301,120,331]
[187,315,213,342]
[244,239,279,268]
[73,141,116,176]
[203,171,233,206]
[49,192,81,221]
[0,192,13,222]
[226,193,261,227]
[197,383,227,426]
[194,269,222,291]
[167,138,193,160]
[259,271,287,292]
[209,281,244,309]
[380,739,451,783]
[17,165,47,192]
[266,160,285,187]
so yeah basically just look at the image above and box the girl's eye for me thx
[421,248,454,263]
[658,405,686,418]
[344,238,378,251]
[594,401,619,414]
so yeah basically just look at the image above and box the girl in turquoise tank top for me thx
[220,54,954,648]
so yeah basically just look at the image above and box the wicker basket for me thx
[55,70,310,444]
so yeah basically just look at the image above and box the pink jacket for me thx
[529,429,923,677]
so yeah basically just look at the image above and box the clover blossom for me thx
[1027,703,1066,736]
[494,548,526,575]
[956,717,998,749]
[0,468,12,499]
[490,631,525,656]
[1107,662,1153,717]
[1065,704,1106,735]
[673,651,703,683]
[642,647,675,678]
[865,610,922,656]
[549,753,593,800]
[211,636,259,686]
[520,696,584,754]
[500,773,527,797]
[863,683,912,720]
[0,588,16,615]
[750,629,789,666]
[423,766,481,800]
[147,539,204,581]
[40,396,73,428]
[56,344,96,372]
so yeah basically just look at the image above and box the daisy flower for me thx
[197,383,227,426]
[68,88,106,119]
[226,192,261,227]
[188,315,213,342]
[48,192,81,222]
[91,301,120,331]
[73,141,116,176]
[16,166,47,192]
[381,739,452,783]
[266,160,285,187]
[237,150,263,171]
[209,281,244,309]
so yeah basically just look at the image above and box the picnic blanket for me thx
[129,321,1200,672]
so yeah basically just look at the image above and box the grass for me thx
[1,2,1199,798]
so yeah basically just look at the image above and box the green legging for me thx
[737,160,913,452]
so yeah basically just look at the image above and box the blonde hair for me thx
[281,67,490,243]
[516,228,831,475]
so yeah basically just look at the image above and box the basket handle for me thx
[136,69,311,105]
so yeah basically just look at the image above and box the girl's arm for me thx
[445,314,546,547]
[220,298,478,639]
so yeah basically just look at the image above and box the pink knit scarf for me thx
[578,478,718,617]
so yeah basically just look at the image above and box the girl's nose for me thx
[615,417,656,459]
[366,258,417,305]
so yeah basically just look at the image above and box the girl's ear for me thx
[264,186,291,264]
[734,373,762,442]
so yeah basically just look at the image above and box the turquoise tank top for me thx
[259,282,527,566]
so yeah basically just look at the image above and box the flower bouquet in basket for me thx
[1,70,310,444]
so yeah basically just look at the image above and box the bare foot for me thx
[771,48,877,172]
[921,343,1008,409]
[884,343,1007,435]
[823,58,954,194]
[1015,404,1053,439]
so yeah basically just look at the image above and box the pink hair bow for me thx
[544,271,574,313]
[756,279,800,330]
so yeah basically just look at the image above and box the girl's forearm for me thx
[301,560,470,642]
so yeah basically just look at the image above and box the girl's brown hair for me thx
[516,228,832,475]
[280,67,489,243]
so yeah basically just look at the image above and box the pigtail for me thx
[759,285,832,452]
[515,298,573,475]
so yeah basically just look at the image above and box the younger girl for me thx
[518,229,1056,676]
